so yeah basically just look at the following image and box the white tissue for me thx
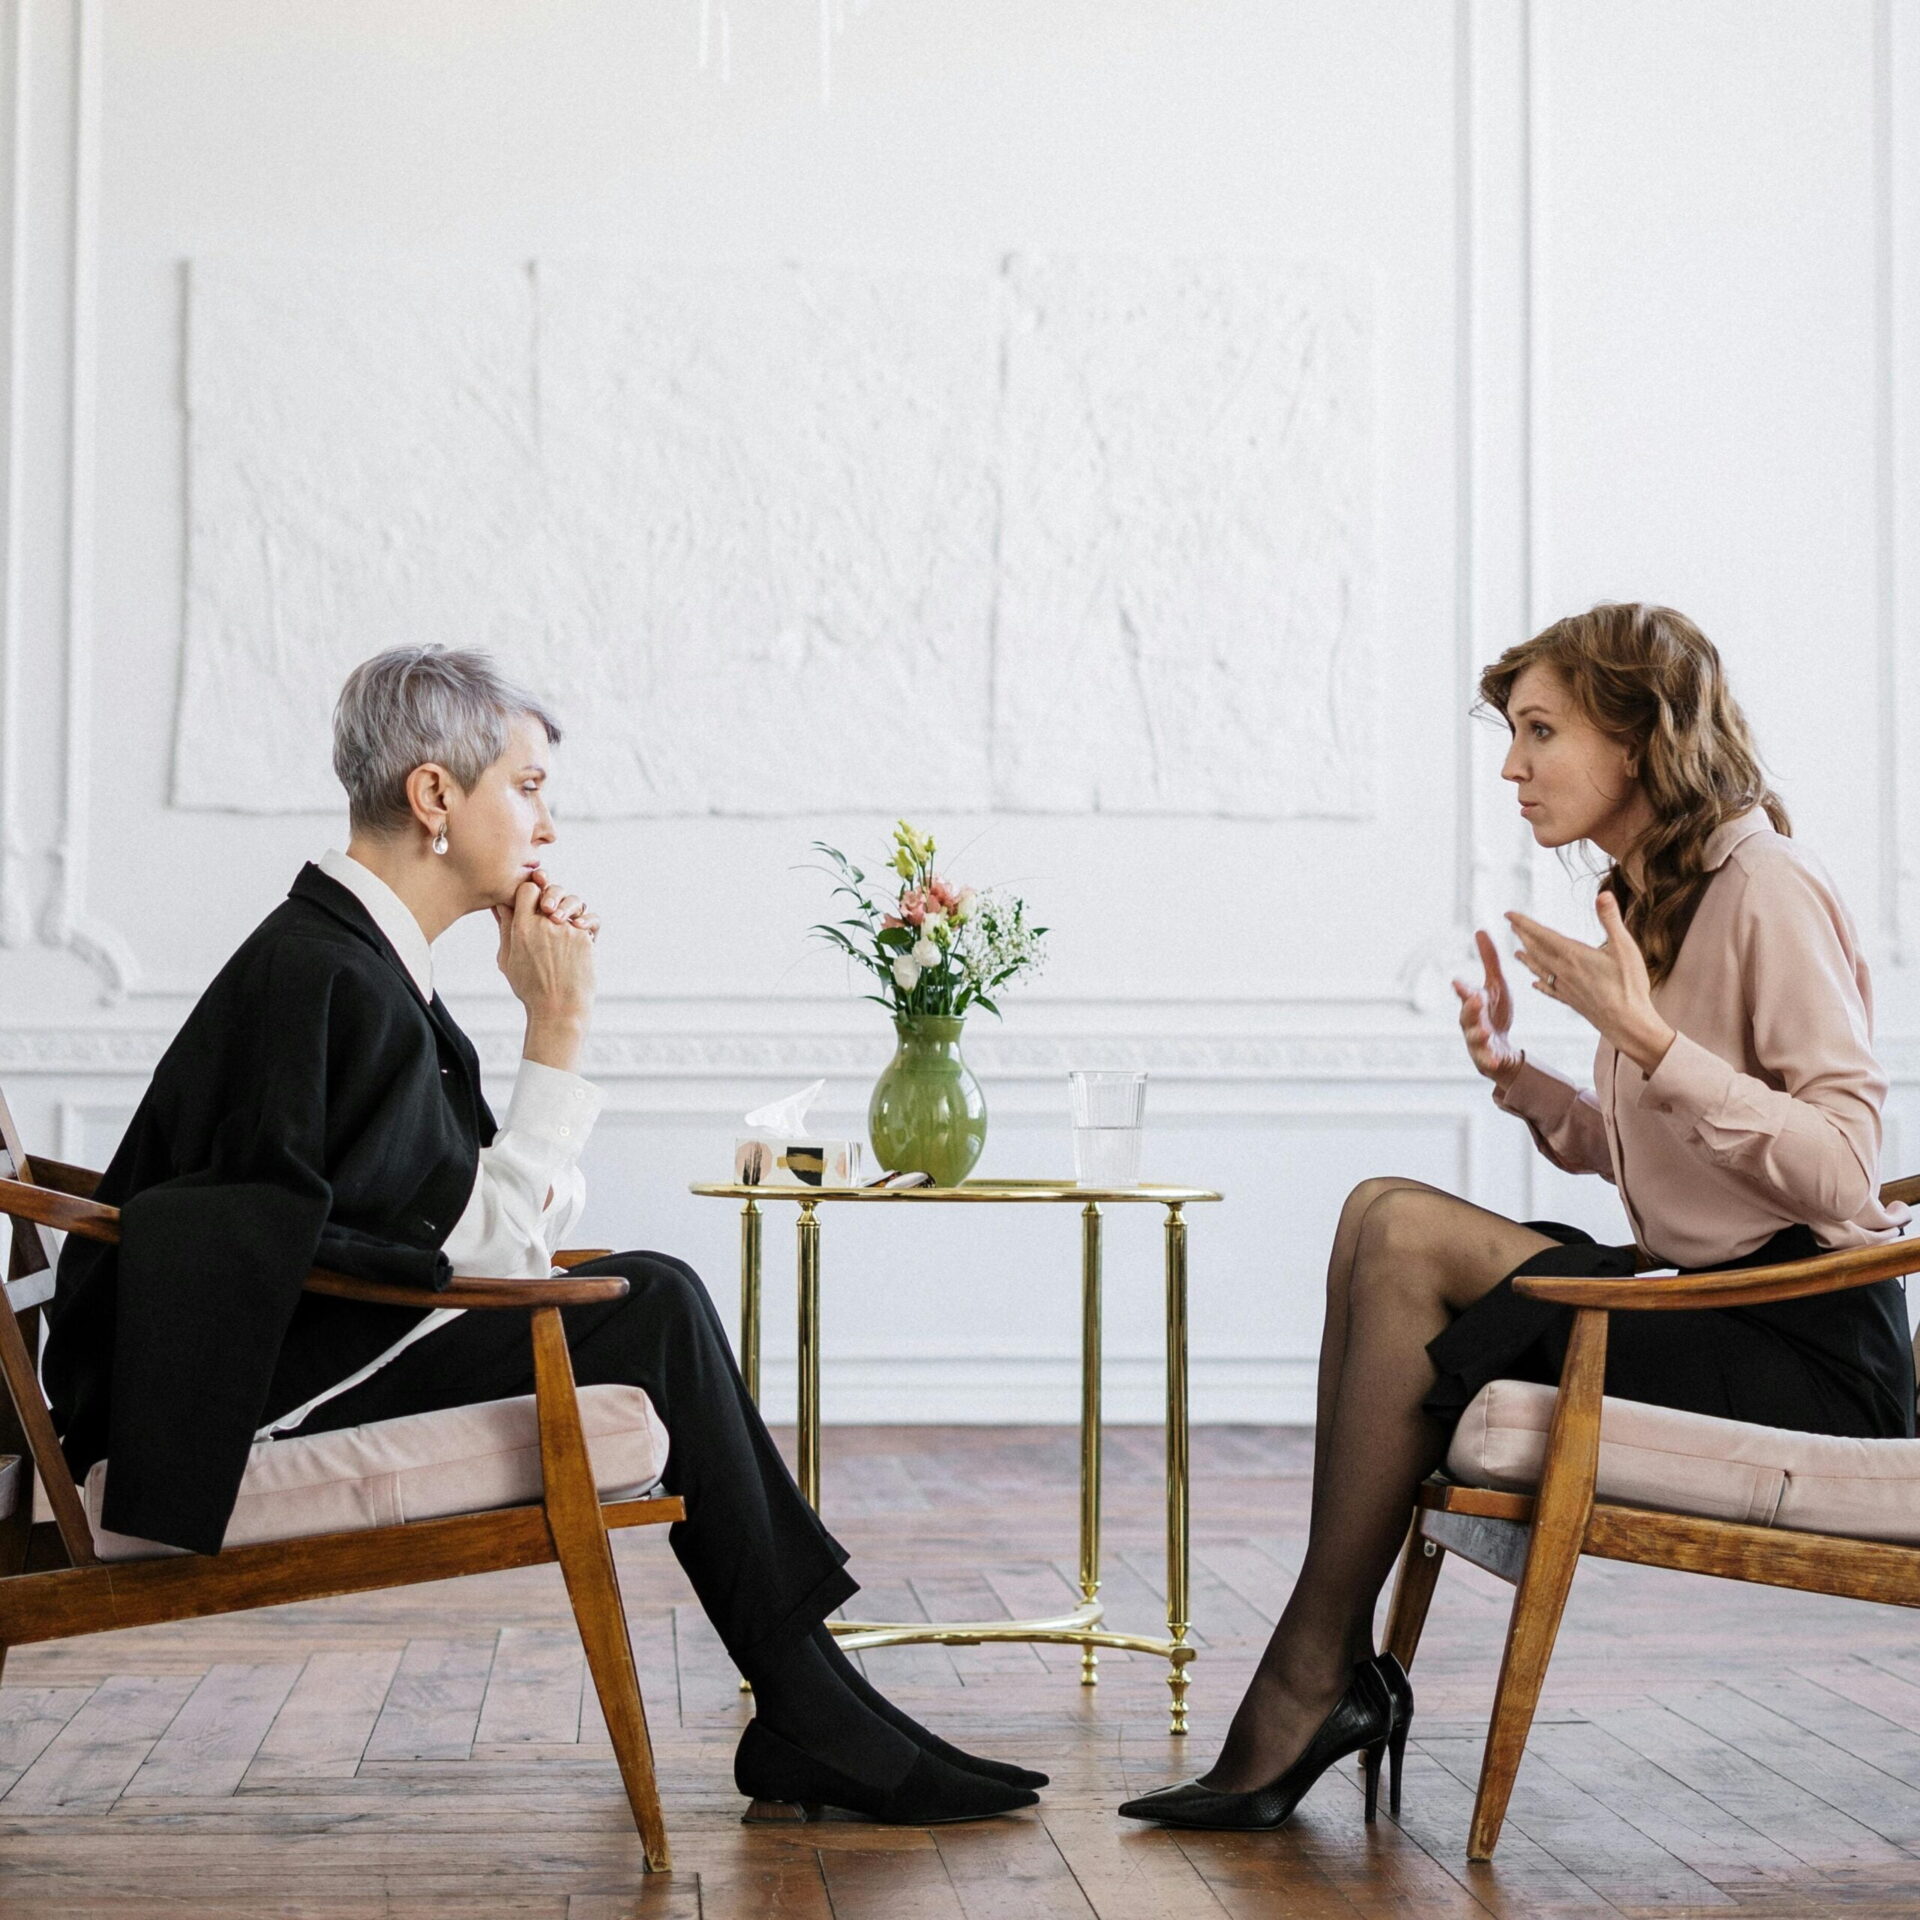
[743,1080,827,1136]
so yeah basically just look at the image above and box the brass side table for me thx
[688,1178,1222,1734]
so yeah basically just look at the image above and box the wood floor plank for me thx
[4,1674,199,1810]
[0,1689,98,1794]
[934,1816,1097,1920]
[361,1638,497,1764]
[123,1662,302,1798]
[244,1645,405,1784]
[1660,1682,1920,1852]
[1524,1716,1803,1881]
[477,1627,587,1747]
[567,1882,705,1919]
[1169,1825,1375,1919]
[1736,1669,1920,1790]
[1188,1540,1292,1627]
[671,1602,752,1727]
[818,1840,968,1918]
[1587,1697,1907,1868]
[1041,1810,1233,1919]
[1416,1724,1728,1910]
[1381,1746,1619,1916]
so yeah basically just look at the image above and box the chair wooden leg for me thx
[1467,1308,1607,1861]
[532,1308,672,1872]
[1383,1514,1444,1671]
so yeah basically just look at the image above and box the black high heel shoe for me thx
[1366,1652,1413,1818]
[1117,1661,1393,1832]
[735,1719,1040,1826]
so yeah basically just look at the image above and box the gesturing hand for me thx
[1453,929,1524,1089]
[1504,892,1676,1077]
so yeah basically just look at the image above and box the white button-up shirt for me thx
[257,849,605,1438]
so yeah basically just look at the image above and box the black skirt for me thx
[1424,1222,1916,1442]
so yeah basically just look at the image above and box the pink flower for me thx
[928,876,961,910]
[897,889,932,926]
[882,914,905,930]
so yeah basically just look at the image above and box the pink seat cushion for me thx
[85,1385,670,1562]
[1447,1378,1920,1545]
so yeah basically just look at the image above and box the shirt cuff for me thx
[503,1058,605,1166]
[1637,1030,1737,1130]
[1492,1055,1582,1129]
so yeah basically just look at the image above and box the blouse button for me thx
[559,1125,572,1138]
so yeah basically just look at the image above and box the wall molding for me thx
[16,1022,1920,1085]
[0,0,133,996]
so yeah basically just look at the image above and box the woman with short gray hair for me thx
[45,644,1042,1827]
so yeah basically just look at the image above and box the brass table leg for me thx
[739,1198,762,1406]
[1078,1200,1104,1685]
[1164,1202,1193,1734]
[797,1199,822,1511]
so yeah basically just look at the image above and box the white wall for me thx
[2,0,1917,1421]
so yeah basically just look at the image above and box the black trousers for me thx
[278,1252,858,1665]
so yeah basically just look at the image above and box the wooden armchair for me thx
[1383,1173,1920,1862]
[0,1092,682,1871]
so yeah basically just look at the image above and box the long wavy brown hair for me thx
[1478,604,1789,986]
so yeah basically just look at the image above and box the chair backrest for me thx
[0,1085,97,1565]
[0,1095,55,1298]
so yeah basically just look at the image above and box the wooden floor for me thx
[2,1426,1920,1916]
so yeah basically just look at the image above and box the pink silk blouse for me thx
[1494,810,1909,1269]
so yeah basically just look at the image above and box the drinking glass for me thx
[1069,1069,1148,1189]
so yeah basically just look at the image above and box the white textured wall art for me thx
[175,257,1372,818]
[994,259,1372,814]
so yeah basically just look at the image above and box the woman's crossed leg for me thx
[1202,1181,1556,1793]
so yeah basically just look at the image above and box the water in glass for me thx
[1069,1069,1147,1189]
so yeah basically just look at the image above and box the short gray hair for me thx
[332,646,562,837]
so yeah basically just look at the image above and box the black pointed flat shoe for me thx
[735,1719,1040,1826]
[1117,1661,1393,1832]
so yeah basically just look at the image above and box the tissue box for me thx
[735,1138,864,1188]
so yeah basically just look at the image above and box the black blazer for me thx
[44,865,496,1553]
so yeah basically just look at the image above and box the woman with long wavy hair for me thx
[1120,602,1916,1832]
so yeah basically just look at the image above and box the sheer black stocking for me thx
[1202,1186,1555,1794]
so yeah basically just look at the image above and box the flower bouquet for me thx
[811,822,1047,1184]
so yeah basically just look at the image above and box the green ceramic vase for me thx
[868,1015,987,1188]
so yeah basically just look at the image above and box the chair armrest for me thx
[1516,1234,1920,1312]
[1880,1172,1920,1209]
[24,1158,102,1200]
[552,1249,613,1270]
[302,1267,631,1310]
[0,1176,119,1243]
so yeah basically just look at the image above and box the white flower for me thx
[921,912,947,936]
[891,956,921,990]
[952,888,978,922]
[911,938,941,968]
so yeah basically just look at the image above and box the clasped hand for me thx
[493,870,597,1026]
[1453,892,1676,1083]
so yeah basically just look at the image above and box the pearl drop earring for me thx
[431,828,449,856]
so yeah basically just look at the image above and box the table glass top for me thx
[688,1178,1220,1204]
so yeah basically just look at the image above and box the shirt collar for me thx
[317,849,434,1001]
[1701,808,1773,872]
